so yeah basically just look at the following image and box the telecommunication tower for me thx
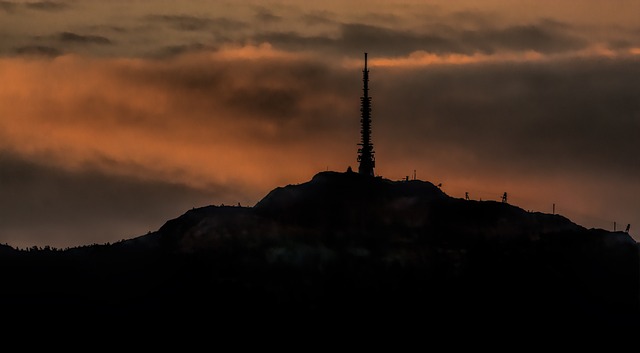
[357,52,375,176]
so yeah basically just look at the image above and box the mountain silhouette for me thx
[1,171,638,333]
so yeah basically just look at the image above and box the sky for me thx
[1,0,639,248]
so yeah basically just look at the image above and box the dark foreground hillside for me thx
[1,171,637,333]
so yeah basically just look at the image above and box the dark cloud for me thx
[254,31,336,51]
[537,18,573,30]
[59,32,112,45]
[0,1,17,12]
[148,14,246,32]
[340,23,462,56]
[461,24,587,54]
[255,24,460,56]
[0,152,235,248]
[373,58,640,177]
[0,0,68,13]
[300,10,336,25]
[224,86,299,120]
[85,25,128,34]
[608,39,634,50]
[25,1,68,11]
[153,43,216,58]
[448,10,499,29]
[256,20,588,57]
[255,7,282,23]
[119,55,335,124]
[357,11,401,25]
[604,25,640,49]
[14,45,62,57]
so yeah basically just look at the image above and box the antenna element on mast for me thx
[357,52,375,176]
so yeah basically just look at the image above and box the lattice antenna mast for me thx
[357,52,375,176]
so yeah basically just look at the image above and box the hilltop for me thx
[0,171,637,332]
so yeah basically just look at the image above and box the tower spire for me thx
[357,52,375,176]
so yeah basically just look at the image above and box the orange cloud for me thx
[0,47,357,196]
[340,43,635,69]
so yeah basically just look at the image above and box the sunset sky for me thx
[1,0,639,248]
